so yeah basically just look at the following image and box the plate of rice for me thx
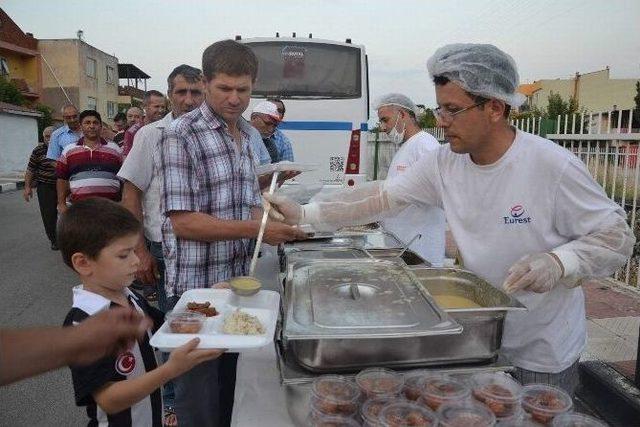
[150,289,279,352]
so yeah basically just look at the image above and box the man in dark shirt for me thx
[24,126,59,250]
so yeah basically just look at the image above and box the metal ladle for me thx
[396,234,422,259]
[248,171,280,277]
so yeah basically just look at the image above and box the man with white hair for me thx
[265,43,635,395]
[375,93,445,266]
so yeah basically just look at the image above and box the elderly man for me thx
[250,100,285,163]
[375,93,446,266]
[123,91,166,155]
[267,98,294,162]
[24,126,58,249]
[160,40,305,427]
[266,43,635,396]
[46,105,81,161]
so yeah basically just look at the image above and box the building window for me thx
[0,57,9,76]
[86,57,96,78]
[106,65,115,84]
[107,101,116,119]
[87,96,97,111]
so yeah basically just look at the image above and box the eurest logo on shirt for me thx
[503,204,532,224]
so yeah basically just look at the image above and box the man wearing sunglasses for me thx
[264,43,634,396]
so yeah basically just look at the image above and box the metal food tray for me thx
[401,267,527,365]
[281,259,463,372]
[283,259,461,340]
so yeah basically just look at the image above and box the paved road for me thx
[0,191,85,426]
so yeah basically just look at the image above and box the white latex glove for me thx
[262,193,303,225]
[503,253,564,294]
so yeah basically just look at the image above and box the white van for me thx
[241,36,370,187]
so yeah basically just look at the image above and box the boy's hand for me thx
[165,338,224,378]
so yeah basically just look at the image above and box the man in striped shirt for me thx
[56,110,123,213]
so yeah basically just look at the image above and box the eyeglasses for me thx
[63,114,78,120]
[434,100,488,122]
[259,115,279,127]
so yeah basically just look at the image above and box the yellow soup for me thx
[432,294,481,309]
[231,277,261,290]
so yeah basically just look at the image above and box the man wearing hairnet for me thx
[265,43,635,395]
[375,93,445,266]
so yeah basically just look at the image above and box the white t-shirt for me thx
[387,129,623,373]
[118,112,174,242]
[380,131,446,266]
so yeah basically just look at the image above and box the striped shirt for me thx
[27,143,57,184]
[56,138,123,202]
[160,102,262,297]
[63,286,164,427]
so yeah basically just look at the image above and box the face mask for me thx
[388,112,406,145]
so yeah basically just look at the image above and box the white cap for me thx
[374,93,419,116]
[252,101,281,121]
[427,43,526,107]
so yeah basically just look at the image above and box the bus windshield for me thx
[246,41,361,99]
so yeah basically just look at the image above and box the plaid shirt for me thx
[160,103,262,297]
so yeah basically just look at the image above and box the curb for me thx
[0,180,25,194]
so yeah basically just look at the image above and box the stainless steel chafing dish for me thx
[281,259,463,372]
[401,267,527,365]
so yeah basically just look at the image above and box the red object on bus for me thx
[345,130,361,177]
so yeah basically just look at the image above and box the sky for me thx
[3,0,639,109]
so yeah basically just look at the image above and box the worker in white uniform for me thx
[264,43,635,396]
[375,93,445,266]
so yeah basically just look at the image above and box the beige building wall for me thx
[38,39,119,123]
[78,42,118,122]
[578,69,636,112]
[38,39,80,119]
[530,79,574,110]
[529,69,638,113]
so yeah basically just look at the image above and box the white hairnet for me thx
[374,93,419,116]
[426,43,526,107]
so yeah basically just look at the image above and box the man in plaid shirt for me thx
[160,40,305,427]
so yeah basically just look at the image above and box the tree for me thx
[0,77,25,106]
[34,104,53,142]
[545,92,580,118]
[417,108,437,128]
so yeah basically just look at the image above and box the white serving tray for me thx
[150,289,280,352]
[256,161,319,176]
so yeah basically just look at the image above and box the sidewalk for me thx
[583,278,640,382]
[0,172,25,193]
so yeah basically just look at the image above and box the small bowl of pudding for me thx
[229,276,262,296]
